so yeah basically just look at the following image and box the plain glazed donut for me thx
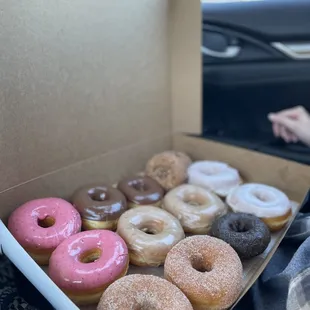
[211,212,271,259]
[8,198,81,265]
[188,161,242,197]
[97,274,193,310]
[164,235,243,310]
[117,176,164,208]
[226,183,292,232]
[72,184,127,231]
[163,184,228,234]
[146,151,192,191]
[49,230,129,306]
[117,206,185,267]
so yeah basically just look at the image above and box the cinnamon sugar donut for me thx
[226,183,292,231]
[97,274,193,310]
[188,161,242,197]
[163,184,228,234]
[164,235,243,310]
[146,151,192,191]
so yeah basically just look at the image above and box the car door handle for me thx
[272,42,310,60]
[201,45,241,59]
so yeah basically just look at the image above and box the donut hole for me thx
[202,170,216,176]
[229,221,251,233]
[88,188,107,202]
[37,216,55,228]
[183,193,206,207]
[138,220,163,235]
[253,190,273,203]
[79,248,101,264]
[200,166,222,176]
[130,180,148,192]
[191,257,212,273]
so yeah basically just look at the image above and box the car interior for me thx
[202,0,310,165]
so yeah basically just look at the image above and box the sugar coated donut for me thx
[117,206,185,267]
[211,212,271,259]
[97,274,193,310]
[72,184,127,231]
[8,198,81,265]
[164,235,243,310]
[188,161,242,197]
[163,184,228,234]
[146,151,192,191]
[49,230,128,306]
[117,176,164,208]
[226,183,292,231]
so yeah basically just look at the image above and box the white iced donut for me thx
[187,161,241,197]
[226,183,292,232]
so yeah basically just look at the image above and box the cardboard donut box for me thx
[1,1,310,309]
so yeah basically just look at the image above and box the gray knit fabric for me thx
[236,208,310,310]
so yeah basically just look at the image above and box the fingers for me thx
[268,113,297,132]
[271,121,298,143]
[279,125,298,143]
[268,106,305,120]
[268,106,309,144]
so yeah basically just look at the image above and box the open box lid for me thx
[0,0,201,220]
[2,2,310,310]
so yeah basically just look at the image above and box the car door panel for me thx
[202,0,310,164]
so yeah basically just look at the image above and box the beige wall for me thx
[0,1,171,193]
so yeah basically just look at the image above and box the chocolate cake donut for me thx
[211,212,271,259]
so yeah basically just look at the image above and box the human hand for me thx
[268,106,310,147]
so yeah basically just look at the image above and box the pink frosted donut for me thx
[49,230,129,306]
[188,161,242,197]
[8,198,81,265]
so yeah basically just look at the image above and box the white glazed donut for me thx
[187,161,242,197]
[226,183,292,231]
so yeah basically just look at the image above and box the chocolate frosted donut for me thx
[146,151,192,191]
[117,176,164,208]
[72,184,127,231]
[211,212,271,259]
[97,274,193,310]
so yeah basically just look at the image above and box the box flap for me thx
[0,1,173,194]
[170,0,202,134]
